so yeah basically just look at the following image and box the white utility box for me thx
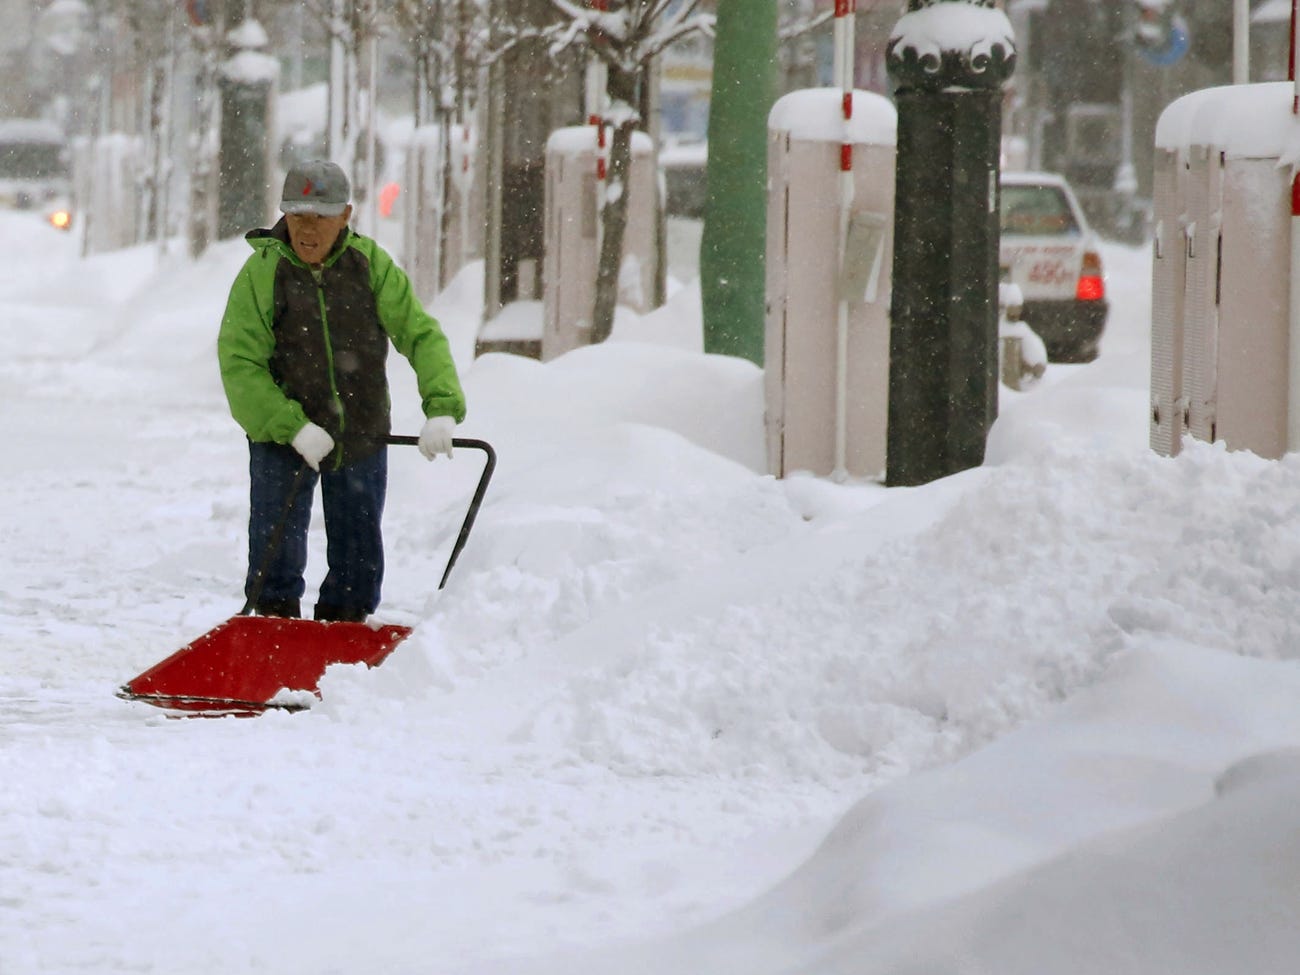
[1151,82,1300,459]
[541,126,658,361]
[764,88,897,479]
[403,124,482,305]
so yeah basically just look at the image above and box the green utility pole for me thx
[700,0,776,365]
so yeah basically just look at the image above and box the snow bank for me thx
[8,211,1300,975]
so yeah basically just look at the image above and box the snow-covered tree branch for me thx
[543,0,711,74]
[541,0,711,344]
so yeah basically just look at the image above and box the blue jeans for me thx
[245,441,387,617]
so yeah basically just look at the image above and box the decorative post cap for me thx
[887,0,1017,93]
[227,18,270,52]
[221,18,278,84]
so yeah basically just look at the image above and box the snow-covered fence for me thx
[1151,82,1298,460]
[764,88,896,481]
[76,133,144,256]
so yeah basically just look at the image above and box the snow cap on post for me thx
[887,0,1016,93]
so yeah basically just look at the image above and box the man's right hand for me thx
[418,415,456,460]
[290,422,335,471]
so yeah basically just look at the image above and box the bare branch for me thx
[779,9,834,42]
[541,0,709,71]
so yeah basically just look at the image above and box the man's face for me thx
[284,205,352,265]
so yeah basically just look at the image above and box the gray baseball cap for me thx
[280,159,350,216]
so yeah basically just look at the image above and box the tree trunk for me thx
[188,22,223,259]
[590,115,636,345]
[144,56,167,244]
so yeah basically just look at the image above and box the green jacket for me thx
[218,220,465,468]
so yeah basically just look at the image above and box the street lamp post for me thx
[884,0,1016,487]
[217,14,278,238]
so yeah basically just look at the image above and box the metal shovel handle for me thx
[386,436,497,590]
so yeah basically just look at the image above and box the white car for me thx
[0,118,70,213]
[999,171,1109,363]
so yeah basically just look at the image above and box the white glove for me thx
[290,422,335,471]
[418,415,456,460]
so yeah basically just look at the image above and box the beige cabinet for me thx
[541,127,658,361]
[764,88,897,480]
[1151,83,1295,460]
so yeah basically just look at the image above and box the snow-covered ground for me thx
[4,209,1300,975]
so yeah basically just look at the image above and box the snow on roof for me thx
[767,88,897,146]
[1155,82,1300,162]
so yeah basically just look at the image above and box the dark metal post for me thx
[217,14,277,238]
[884,0,1016,487]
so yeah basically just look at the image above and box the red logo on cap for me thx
[302,179,313,196]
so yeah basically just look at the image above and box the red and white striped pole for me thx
[586,0,610,183]
[1290,0,1300,451]
[585,0,610,268]
[1289,170,1300,451]
[833,0,856,481]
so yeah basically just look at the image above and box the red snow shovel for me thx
[118,436,495,717]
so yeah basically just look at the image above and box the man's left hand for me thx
[418,415,456,460]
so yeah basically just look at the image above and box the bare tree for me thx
[543,0,712,344]
[779,0,833,41]
[778,0,834,90]
[391,0,494,283]
[290,0,385,181]
[392,0,493,125]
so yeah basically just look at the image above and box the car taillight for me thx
[1076,250,1104,301]
[47,209,72,231]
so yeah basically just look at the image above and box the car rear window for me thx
[1000,184,1079,236]
[0,141,67,180]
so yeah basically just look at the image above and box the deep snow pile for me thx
[4,209,1300,975]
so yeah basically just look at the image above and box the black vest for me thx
[265,226,391,466]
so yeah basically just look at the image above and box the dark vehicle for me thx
[0,119,71,213]
[1000,171,1109,363]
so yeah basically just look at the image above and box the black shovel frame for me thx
[242,435,496,616]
